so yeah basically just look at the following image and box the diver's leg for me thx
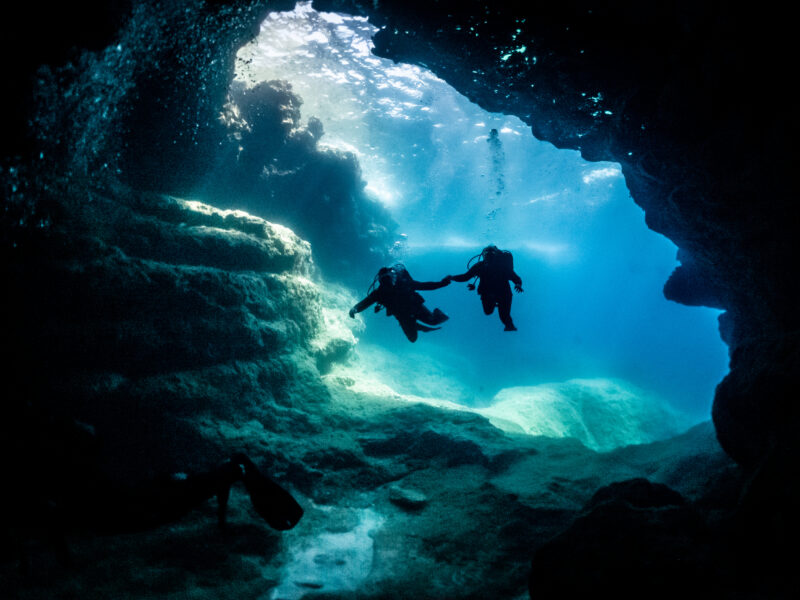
[234,453,304,531]
[104,459,246,533]
[417,305,448,325]
[398,317,419,342]
[101,454,301,533]
[498,294,516,331]
[481,295,496,315]
[431,308,449,324]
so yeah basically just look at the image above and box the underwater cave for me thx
[226,3,729,430]
[1,1,797,599]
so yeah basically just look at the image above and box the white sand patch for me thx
[267,508,385,599]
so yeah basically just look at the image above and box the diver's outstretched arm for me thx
[510,270,523,292]
[449,263,481,283]
[412,277,452,291]
[350,291,378,317]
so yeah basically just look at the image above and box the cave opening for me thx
[224,2,728,430]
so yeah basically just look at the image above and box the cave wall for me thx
[2,171,349,481]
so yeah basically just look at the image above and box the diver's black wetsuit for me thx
[451,259,522,330]
[351,275,449,342]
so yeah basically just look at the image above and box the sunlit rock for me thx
[478,379,689,451]
[4,180,334,478]
[310,283,363,373]
[203,78,398,281]
[388,485,429,511]
[270,507,385,599]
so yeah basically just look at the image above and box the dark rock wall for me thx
[0,1,133,161]
[529,478,722,599]
[21,0,285,185]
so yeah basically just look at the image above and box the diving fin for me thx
[237,455,303,530]
[431,308,449,325]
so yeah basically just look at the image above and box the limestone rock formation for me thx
[388,485,428,511]
[478,378,688,452]
[3,174,336,479]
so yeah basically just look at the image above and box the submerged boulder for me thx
[478,378,688,452]
[528,478,719,600]
[388,485,429,511]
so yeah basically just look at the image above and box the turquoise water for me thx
[354,245,727,421]
[237,2,729,423]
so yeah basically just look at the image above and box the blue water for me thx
[355,244,727,421]
[237,3,730,423]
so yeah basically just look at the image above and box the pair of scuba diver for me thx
[349,245,524,342]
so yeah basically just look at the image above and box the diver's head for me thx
[482,244,499,258]
[377,266,395,286]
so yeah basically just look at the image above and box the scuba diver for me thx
[448,245,523,331]
[349,264,451,342]
[2,411,303,572]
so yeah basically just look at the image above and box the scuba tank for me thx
[368,264,410,312]
[490,250,514,272]
[465,247,513,291]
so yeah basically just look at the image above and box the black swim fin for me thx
[236,455,303,530]
[431,308,449,325]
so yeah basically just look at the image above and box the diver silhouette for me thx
[349,264,451,342]
[3,413,303,572]
[448,245,523,331]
